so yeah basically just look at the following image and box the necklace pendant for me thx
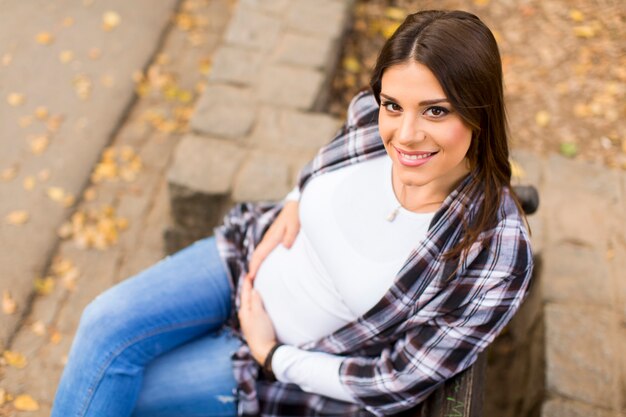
[386,206,400,222]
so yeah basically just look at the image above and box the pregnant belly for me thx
[253,231,356,346]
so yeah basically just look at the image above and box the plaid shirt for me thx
[214,91,533,416]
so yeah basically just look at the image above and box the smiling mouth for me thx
[397,151,437,160]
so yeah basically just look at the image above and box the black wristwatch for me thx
[261,342,284,382]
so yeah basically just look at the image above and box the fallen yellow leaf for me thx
[51,257,74,276]
[198,58,212,75]
[73,74,92,100]
[7,92,25,106]
[35,106,49,119]
[573,25,596,38]
[342,56,361,73]
[0,387,6,405]
[384,7,406,21]
[381,22,401,39]
[535,110,551,127]
[473,0,490,5]
[30,320,46,336]
[569,9,584,22]
[59,50,74,63]
[35,32,54,45]
[510,160,526,180]
[3,350,27,369]
[13,394,39,411]
[5,210,29,225]
[23,176,36,191]
[102,11,121,31]
[1,166,18,181]
[50,329,62,344]
[2,290,17,314]
[30,135,50,154]
[47,187,65,202]
[34,276,55,295]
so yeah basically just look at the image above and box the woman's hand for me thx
[247,200,300,281]
[238,275,277,364]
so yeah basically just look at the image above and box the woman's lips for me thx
[394,146,438,167]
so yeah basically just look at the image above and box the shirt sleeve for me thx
[272,345,356,403]
[284,186,300,202]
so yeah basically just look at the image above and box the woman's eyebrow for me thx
[380,93,449,106]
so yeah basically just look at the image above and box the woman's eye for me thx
[424,106,450,118]
[382,101,402,113]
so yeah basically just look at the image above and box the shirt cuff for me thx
[271,345,356,403]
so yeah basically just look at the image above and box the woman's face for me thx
[378,61,472,197]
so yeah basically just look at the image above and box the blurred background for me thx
[0,0,624,416]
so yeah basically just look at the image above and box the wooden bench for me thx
[400,352,486,417]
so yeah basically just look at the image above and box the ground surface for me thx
[329,0,626,170]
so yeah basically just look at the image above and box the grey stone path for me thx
[0,0,232,414]
[0,0,179,350]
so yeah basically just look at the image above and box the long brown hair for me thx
[370,10,523,261]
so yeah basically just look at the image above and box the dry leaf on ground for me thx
[2,290,17,314]
[5,210,29,225]
[7,92,25,106]
[3,350,27,369]
[13,394,39,411]
[1,166,18,181]
[35,32,54,45]
[102,11,121,31]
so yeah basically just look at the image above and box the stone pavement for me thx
[0,0,232,414]
[166,0,354,251]
[486,151,626,417]
[0,0,179,350]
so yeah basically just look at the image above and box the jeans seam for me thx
[76,316,227,417]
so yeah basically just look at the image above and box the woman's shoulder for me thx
[346,89,379,129]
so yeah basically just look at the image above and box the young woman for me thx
[51,10,533,417]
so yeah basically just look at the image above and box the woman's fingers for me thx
[247,227,283,279]
[282,223,300,248]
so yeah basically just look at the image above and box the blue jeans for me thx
[51,237,241,417]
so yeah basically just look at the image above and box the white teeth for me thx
[400,151,433,160]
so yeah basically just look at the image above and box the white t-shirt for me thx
[254,156,434,402]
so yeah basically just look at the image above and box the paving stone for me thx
[285,0,350,38]
[544,304,620,409]
[541,398,619,417]
[191,84,257,139]
[232,152,292,202]
[510,149,544,188]
[543,192,614,247]
[274,32,334,69]
[224,6,282,51]
[258,65,325,110]
[167,135,246,229]
[545,154,621,202]
[541,243,612,306]
[252,106,340,151]
[209,46,263,86]
[240,0,290,14]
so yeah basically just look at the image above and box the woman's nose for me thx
[398,115,425,143]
